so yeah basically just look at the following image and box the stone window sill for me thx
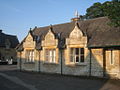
[75,63,87,66]
[66,62,87,66]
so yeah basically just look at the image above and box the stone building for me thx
[0,30,19,64]
[16,16,120,79]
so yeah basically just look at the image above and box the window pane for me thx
[45,49,56,63]
[25,50,34,62]
[80,48,84,63]
[76,56,79,62]
[53,50,56,63]
[110,50,114,65]
[46,50,49,62]
[71,48,74,55]
[32,51,34,62]
[81,48,84,54]
[50,50,53,63]
[28,51,29,62]
[81,56,84,62]
[25,51,28,62]
[70,48,84,63]
[28,52,31,62]
[70,48,74,62]
[70,55,74,62]
[76,48,79,55]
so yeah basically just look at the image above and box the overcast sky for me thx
[0,0,111,41]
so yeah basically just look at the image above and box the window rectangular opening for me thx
[70,48,84,63]
[45,49,56,63]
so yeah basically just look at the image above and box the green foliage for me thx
[85,1,120,27]
[86,2,104,19]
[112,0,120,2]
[103,1,120,27]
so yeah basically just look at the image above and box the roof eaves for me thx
[88,45,120,48]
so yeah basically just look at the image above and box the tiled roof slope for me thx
[0,31,19,48]
[16,17,120,51]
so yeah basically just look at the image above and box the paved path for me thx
[0,65,17,71]
[0,73,38,90]
[0,75,28,90]
[0,65,120,90]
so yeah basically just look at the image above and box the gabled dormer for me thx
[66,22,87,46]
[23,28,36,48]
[42,25,58,47]
[69,22,83,39]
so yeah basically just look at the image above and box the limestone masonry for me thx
[16,16,120,79]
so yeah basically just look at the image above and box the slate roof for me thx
[0,30,19,48]
[16,17,120,51]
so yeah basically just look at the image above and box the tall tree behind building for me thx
[103,1,120,27]
[86,2,104,19]
[85,0,120,27]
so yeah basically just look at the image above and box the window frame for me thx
[45,49,56,63]
[70,48,84,64]
[25,50,35,63]
[109,50,114,65]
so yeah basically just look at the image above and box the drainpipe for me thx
[60,49,63,75]
[89,49,92,76]
[38,51,41,73]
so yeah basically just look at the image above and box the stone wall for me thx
[105,50,120,78]
[91,49,104,77]
[62,46,89,76]
[19,32,37,71]
[62,24,89,76]
[40,29,61,74]
[17,24,120,79]
[39,48,61,74]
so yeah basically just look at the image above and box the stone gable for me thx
[23,33,35,48]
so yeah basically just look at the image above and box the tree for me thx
[112,0,120,2]
[86,2,104,19]
[85,1,120,27]
[103,1,120,27]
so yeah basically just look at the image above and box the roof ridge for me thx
[34,17,108,30]
[83,16,108,22]
[37,22,72,29]
[5,34,17,37]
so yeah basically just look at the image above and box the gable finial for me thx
[30,28,32,31]
[29,28,33,35]
[34,26,37,29]
[49,24,53,30]
[71,10,80,22]
[75,10,79,18]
